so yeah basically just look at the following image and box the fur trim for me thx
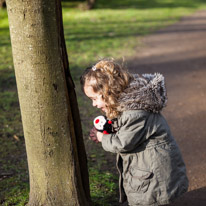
[117,73,167,113]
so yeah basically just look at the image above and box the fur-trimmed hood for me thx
[118,73,167,113]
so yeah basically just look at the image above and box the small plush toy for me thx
[93,115,113,134]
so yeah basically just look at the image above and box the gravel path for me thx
[127,10,206,206]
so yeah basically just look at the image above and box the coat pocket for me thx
[127,167,153,193]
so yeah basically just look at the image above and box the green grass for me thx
[61,0,206,79]
[1,0,206,205]
[89,168,119,206]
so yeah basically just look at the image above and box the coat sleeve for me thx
[101,112,147,153]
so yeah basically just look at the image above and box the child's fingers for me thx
[90,127,97,137]
[89,127,100,143]
[89,135,98,142]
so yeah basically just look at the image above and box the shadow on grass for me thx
[0,66,28,205]
[0,68,16,92]
[65,25,206,42]
[63,13,206,42]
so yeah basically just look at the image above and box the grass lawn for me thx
[1,0,206,205]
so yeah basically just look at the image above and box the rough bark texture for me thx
[6,0,91,205]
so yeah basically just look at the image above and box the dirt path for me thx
[126,10,206,205]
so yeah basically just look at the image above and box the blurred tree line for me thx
[0,0,96,10]
[64,0,96,9]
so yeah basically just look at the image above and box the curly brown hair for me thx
[80,59,133,119]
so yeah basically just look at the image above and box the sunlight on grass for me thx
[61,0,206,79]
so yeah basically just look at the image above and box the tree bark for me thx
[6,0,91,205]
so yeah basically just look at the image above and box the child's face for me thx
[84,83,107,113]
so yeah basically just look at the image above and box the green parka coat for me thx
[101,73,188,206]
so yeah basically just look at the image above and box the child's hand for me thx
[97,131,103,142]
[89,127,99,143]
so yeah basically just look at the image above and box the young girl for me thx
[80,59,188,206]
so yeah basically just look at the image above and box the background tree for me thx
[6,0,91,205]
[86,0,96,10]
[0,0,6,8]
[78,0,96,10]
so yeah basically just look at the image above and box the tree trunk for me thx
[86,0,96,10]
[6,0,91,205]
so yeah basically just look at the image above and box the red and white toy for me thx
[93,115,113,134]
